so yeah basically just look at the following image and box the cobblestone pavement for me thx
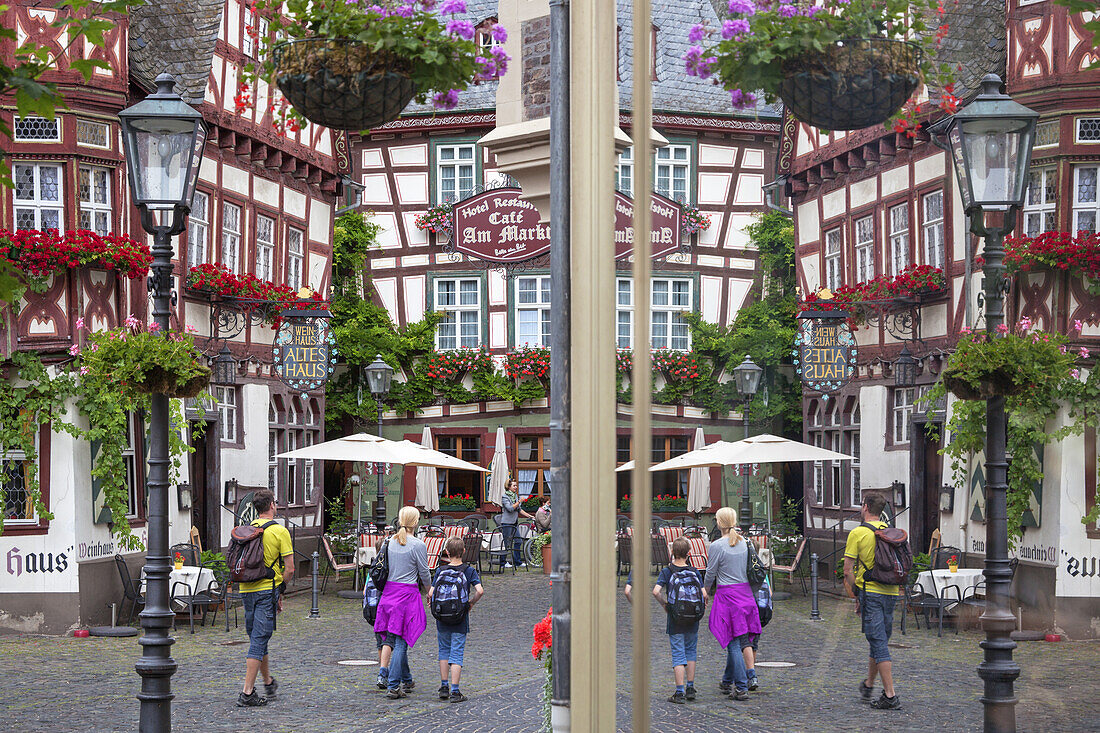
[1,571,1098,732]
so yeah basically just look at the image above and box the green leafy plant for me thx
[76,317,211,398]
[940,320,1076,401]
[242,0,511,127]
[201,550,230,577]
[438,493,477,511]
[532,530,551,554]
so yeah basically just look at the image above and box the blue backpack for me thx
[363,576,381,625]
[430,565,471,625]
[755,577,773,628]
[666,567,705,624]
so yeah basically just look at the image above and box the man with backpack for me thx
[844,491,911,711]
[428,537,484,703]
[653,537,706,704]
[230,490,294,707]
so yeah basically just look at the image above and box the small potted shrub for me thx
[245,0,511,131]
[533,531,551,574]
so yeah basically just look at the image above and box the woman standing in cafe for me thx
[375,505,431,699]
[704,506,762,702]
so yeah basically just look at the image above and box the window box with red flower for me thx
[1006,231,1100,296]
[681,204,712,236]
[186,263,325,327]
[424,347,493,381]
[801,264,948,323]
[414,204,454,241]
[504,347,551,383]
[438,493,477,511]
[0,229,151,293]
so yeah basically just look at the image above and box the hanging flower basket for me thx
[135,365,211,399]
[779,39,921,131]
[272,39,417,131]
[941,368,1024,401]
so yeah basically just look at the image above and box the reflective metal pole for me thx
[309,551,321,619]
[809,552,820,621]
[375,403,386,532]
[740,401,752,531]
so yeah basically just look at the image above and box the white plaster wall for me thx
[220,384,270,490]
[796,202,819,246]
[859,386,912,536]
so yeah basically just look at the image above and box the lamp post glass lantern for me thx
[934,73,1038,733]
[364,355,394,531]
[894,345,917,388]
[118,72,207,733]
[212,345,237,386]
[733,355,762,531]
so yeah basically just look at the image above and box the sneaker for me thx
[859,679,874,703]
[262,677,278,700]
[718,681,732,693]
[668,691,686,704]
[518,563,527,568]
[449,691,469,703]
[376,675,388,690]
[403,680,415,691]
[748,676,759,692]
[236,690,267,707]
[870,693,901,710]
[685,686,696,701]
[730,689,749,701]
[439,683,451,700]
[386,687,407,700]
[504,562,513,568]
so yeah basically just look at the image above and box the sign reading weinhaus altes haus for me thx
[793,310,856,395]
[452,187,683,263]
[275,316,336,395]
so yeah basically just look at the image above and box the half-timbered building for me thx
[788,0,1100,634]
[0,0,338,632]
[349,0,784,520]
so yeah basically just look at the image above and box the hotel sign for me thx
[794,306,856,396]
[451,187,683,263]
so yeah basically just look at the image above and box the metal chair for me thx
[461,514,488,531]
[616,533,632,582]
[207,569,243,631]
[770,537,808,595]
[114,554,145,625]
[651,534,670,572]
[932,545,964,569]
[169,542,200,566]
[171,576,215,634]
[616,515,631,535]
[905,572,961,637]
[485,529,514,575]
[320,536,358,594]
[462,530,484,573]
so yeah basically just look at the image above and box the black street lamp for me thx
[732,354,763,532]
[363,354,394,532]
[211,345,237,386]
[118,73,207,733]
[932,73,1038,733]
[894,345,917,388]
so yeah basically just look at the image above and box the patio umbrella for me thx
[278,432,488,471]
[649,433,852,472]
[615,460,635,472]
[415,427,439,514]
[686,427,711,515]
[487,426,509,506]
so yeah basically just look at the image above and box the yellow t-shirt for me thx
[844,521,900,597]
[239,518,294,593]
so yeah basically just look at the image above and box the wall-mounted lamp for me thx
[224,477,239,505]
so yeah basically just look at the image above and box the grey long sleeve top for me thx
[703,536,750,588]
[386,535,431,588]
[501,492,521,524]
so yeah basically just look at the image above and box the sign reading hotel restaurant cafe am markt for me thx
[452,187,683,263]
[794,297,856,396]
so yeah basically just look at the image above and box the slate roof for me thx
[401,0,778,119]
[128,0,223,105]
[934,0,1007,101]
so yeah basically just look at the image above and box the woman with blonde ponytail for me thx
[704,507,762,701]
[375,505,431,699]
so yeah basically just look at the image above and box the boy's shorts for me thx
[738,633,760,652]
[375,631,396,650]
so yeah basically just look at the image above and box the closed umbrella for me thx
[415,427,439,514]
[487,426,509,506]
[686,427,711,515]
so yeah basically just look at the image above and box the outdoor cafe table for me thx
[141,565,215,600]
[915,568,985,599]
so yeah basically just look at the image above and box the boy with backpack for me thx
[429,537,484,703]
[228,490,294,707]
[843,491,911,711]
[362,539,395,690]
[653,537,706,703]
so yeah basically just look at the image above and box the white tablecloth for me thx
[142,566,215,599]
[915,568,984,598]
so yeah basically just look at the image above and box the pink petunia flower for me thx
[69,344,80,356]
[1082,347,1091,359]
[1072,369,1081,379]
[996,323,1009,334]
[1075,319,1084,333]
[79,366,90,376]
[75,317,86,330]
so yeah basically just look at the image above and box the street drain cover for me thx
[337,659,379,666]
[755,661,795,668]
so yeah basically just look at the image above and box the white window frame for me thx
[268,429,279,493]
[655,144,691,202]
[829,431,843,507]
[892,387,915,445]
[242,6,255,56]
[616,278,634,349]
[13,116,60,142]
[434,277,482,349]
[650,277,693,351]
[222,202,242,273]
[824,228,842,291]
[255,214,275,281]
[217,386,238,443]
[921,190,946,270]
[187,192,210,270]
[848,430,861,507]
[122,414,140,518]
[1023,167,1057,237]
[515,275,551,347]
[1074,165,1099,233]
[616,146,634,197]
[436,144,476,204]
[13,163,64,232]
[303,433,315,504]
[812,432,824,506]
[287,226,304,290]
[1,444,36,525]
[854,215,875,282]
[889,203,910,276]
[78,165,112,235]
[285,431,298,506]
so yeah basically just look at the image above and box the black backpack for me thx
[666,566,705,624]
[226,520,279,585]
[858,522,913,587]
[363,575,381,625]
[431,564,471,626]
[368,540,390,595]
[745,540,767,591]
